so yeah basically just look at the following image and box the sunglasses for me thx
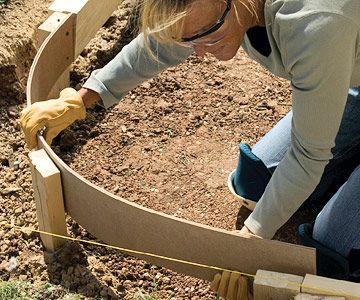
[181,0,232,43]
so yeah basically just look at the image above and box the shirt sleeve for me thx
[83,33,193,108]
[245,13,359,238]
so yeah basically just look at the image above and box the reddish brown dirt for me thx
[0,0,321,299]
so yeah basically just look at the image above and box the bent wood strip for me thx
[39,136,315,281]
[27,4,316,281]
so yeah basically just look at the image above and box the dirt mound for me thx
[0,0,52,105]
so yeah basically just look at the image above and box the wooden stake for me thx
[37,12,69,47]
[302,274,360,300]
[253,270,304,300]
[29,149,67,252]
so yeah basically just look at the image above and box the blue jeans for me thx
[252,88,360,257]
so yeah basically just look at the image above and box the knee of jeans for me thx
[232,143,273,201]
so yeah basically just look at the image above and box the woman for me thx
[20,0,360,295]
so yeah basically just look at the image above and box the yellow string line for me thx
[1,222,357,297]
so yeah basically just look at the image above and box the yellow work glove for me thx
[20,88,86,149]
[211,271,249,300]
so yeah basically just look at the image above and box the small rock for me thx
[14,207,23,216]
[19,274,27,281]
[19,161,27,170]
[266,100,277,108]
[5,257,17,271]
[6,172,16,182]
[103,275,113,285]
[123,280,132,287]
[1,186,21,195]
[162,276,170,284]
[141,82,151,89]
[13,160,20,170]
[87,256,97,265]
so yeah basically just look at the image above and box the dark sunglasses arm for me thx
[181,0,232,43]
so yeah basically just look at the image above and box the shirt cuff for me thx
[244,213,275,239]
[83,69,126,109]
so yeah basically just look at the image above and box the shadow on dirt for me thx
[43,223,125,299]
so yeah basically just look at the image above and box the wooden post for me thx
[301,274,360,300]
[253,270,304,300]
[37,12,71,99]
[37,12,69,47]
[29,149,67,251]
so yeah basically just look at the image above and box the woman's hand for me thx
[233,226,263,240]
[20,88,87,149]
[239,225,253,236]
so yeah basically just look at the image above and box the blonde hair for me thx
[137,0,260,51]
[138,0,193,45]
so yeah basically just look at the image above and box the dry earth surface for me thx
[0,0,321,299]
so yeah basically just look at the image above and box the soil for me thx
[0,0,322,299]
[0,0,53,105]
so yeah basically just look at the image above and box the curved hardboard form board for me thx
[26,4,317,281]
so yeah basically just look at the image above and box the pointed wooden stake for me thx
[29,149,67,251]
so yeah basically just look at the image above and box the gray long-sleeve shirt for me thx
[84,0,360,238]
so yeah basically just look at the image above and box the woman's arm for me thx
[82,33,193,109]
[245,13,359,238]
